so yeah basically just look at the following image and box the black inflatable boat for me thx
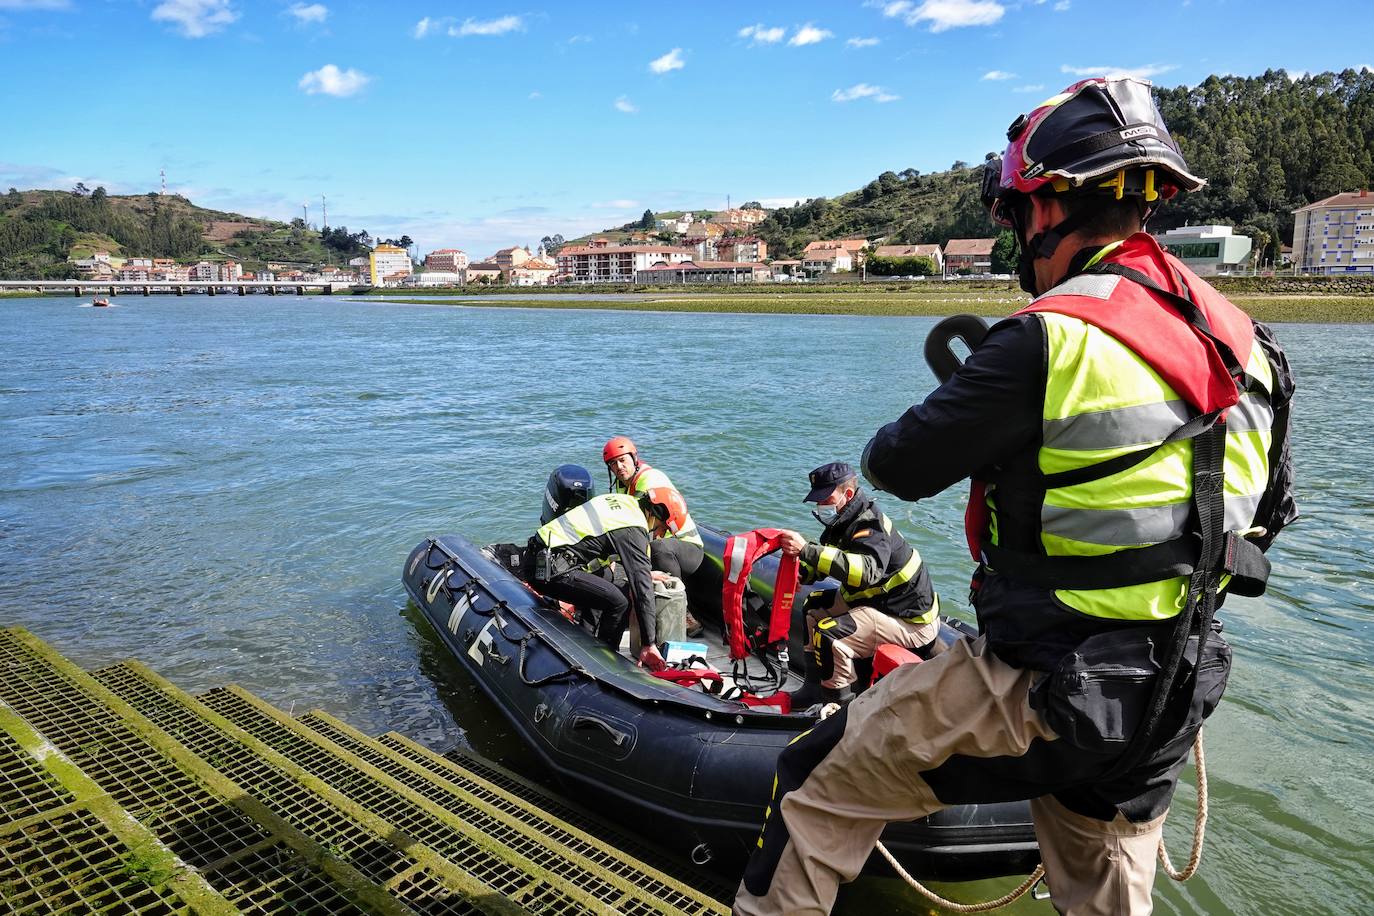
[403,525,1039,880]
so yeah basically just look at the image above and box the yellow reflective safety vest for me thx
[612,463,703,547]
[985,237,1278,621]
[536,493,647,552]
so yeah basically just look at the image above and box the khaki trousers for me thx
[734,635,1169,916]
[805,601,941,690]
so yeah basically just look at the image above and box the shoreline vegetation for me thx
[364,283,1374,324]
[7,282,1373,323]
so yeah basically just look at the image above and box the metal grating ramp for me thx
[94,662,601,915]
[0,703,237,915]
[292,709,727,914]
[421,740,735,903]
[0,628,396,915]
[192,683,718,916]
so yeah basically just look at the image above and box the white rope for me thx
[1158,729,1208,881]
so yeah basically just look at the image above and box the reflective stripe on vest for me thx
[614,465,703,547]
[536,493,645,549]
[846,550,936,623]
[1016,311,1275,620]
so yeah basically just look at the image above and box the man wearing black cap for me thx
[774,461,942,708]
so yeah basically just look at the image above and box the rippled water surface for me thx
[1,296,1370,913]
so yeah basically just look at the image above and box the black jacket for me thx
[798,490,937,620]
[539,526,657,646]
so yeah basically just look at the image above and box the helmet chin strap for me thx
[1011,200,1099,294]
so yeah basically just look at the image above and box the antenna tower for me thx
[321,194,327,229]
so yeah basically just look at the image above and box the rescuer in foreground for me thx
[735,76,1297,915]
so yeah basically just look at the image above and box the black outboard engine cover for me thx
[541,464,595,524]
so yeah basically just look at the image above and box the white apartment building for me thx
[425,249,469,272]
[1292,189,1374,274]
[368,244,413,286]
[555,239,694,283]
[1154,225,1253,275]
[189,261,217,281]
[408,271,465,287]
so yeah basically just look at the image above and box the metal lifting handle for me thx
[570,714,629,747]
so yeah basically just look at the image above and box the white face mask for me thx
[813,505,839,526]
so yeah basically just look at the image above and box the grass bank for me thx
[373,290,1374,323]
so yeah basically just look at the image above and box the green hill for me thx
[0,188,373,279]
[583,69,1374,263]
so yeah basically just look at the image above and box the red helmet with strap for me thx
[640,487,687,535]
[979,77,1205,291]
[602,436,638,464]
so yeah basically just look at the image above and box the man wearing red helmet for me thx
[736,77,1296,915]
[603,436,706,587]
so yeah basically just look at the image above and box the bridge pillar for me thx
[176,286,183,296]
[323,284,333,296]
[208,286,216,297]
[74,286,81,297]
[109,285,117,297]
[238,285,246,296]
[143,286,151,296]
[268,285,276,296]
[297,285,305,296]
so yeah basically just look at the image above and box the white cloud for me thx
[846,37,880,48]
[151,0,238,38]
[450,14,523,37]
[287,2,327,24]
[790,23,833,46]
[528,91,542,99]
[1013,83,1046,93]
[649,47,685,73]
[739,23,786,45]
[592,199,640,209]
[832,83,900,103]
[982,69,1016,80]
[1053,0,1070,10]
[1061,63,1177,80]
[753,196,805,208]
[412,16,431,38]
[878,0,1005,32]
[299,64,370,97]
[614,96,638,114]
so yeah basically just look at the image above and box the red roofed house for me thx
[801,247,853,275]
[556,239,694,283]
[943,238,997,274]
[507,258,557,286]
[718,236,768,263]
[873,243,943,274]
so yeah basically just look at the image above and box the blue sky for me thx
[2,0,1370,256]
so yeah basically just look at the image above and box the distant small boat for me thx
[91,297,110,307]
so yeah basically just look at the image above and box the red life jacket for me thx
[963,233,1255,562]
[721,528,800,663]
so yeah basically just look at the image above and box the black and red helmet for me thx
[982,77,1204,227]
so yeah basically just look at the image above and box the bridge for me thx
[0,279,367,296]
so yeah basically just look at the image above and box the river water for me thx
[1,295,1370,914]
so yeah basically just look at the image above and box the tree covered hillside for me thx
[754,69,1374,261]
[0,188,378,279]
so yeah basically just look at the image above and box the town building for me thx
[802,247,853,274]
[117,265,150,282]
[492,246,532,273]
[718,236,768,263]
[803,239,869,266]
[464,262,503,284]
[407,271,464,287]
[655,213,697,235]
[218,261,243,282]
[770,259,803,280]
[124,257,153,269]
[943,238,997,274]
[555,239,695,283]
[507,259,557,286]
[1291,189,1374,274]
[684,236,719,262]
[72,256,115,279]
[634,260,770,284]
[368,244,412,287]
[873,243,944,274]
[189,261,218,281]
[425,249,469,272]
[1154,225,1253,276]
[715,208,767,227]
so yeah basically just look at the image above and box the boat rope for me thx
[819,705,1209,910]
[1157,729,1208,881]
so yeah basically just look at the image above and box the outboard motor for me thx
[540,464,595,524]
